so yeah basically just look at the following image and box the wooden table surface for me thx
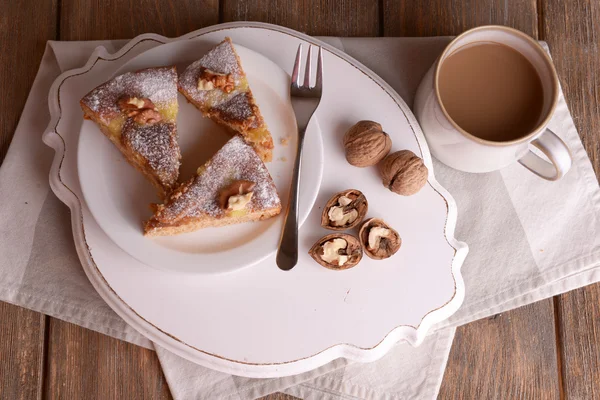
[1,0,598,398]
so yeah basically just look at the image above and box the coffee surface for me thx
[438,42,544,142]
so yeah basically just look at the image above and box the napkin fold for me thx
[0,35,598,400]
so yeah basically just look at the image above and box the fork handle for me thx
[276,126,307,271]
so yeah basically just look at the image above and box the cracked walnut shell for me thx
[359,218,401,260]
[321,189,368,231]
[309,233,363,270]
[343,121,392,167]
[379,150,428,196]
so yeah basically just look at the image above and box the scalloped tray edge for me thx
[41,22,468,378]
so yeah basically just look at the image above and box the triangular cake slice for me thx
[144,135,281,236]
[80,67,181,198]
[178,37,274,162]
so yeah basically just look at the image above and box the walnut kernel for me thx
[359,218,401,260]
[309,233,363,270]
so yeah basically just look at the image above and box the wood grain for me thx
[382,0,539,37]
[439,302,561,399]
[60,0,219,40]
[542,0,600,397]
[0,1,55,399]
[0,303,46,400]
[44,319,171,400]
[222,0,379,36]
[0,0,57,162]
[554,286,600,399]
[542,0,600,177]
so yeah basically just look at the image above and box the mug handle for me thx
[518,128,572,181]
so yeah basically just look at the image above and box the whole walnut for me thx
[343,121,392,167]
[379,150,428,196]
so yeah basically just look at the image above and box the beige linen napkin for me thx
[0,36,598,399]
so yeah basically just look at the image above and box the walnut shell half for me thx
[309,233,363,270]
[321,189,368,231]
[359,218,401,260]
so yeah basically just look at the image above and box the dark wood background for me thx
[1,0,598,398]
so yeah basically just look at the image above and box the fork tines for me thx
[291,44,323,91]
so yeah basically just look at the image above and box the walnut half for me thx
[309,233,363,270]
[321,189,368,231]
[358,218,401,260]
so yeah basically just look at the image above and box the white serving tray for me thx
[43,22,468,378]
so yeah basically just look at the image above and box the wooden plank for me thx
[44,319,171,399]
[542,0,600,177]
[60,0,219,40]
[0,1,56,399]
[221,0,379,36]
[439,301,560,398]
[0,0,57,162]
[0,303,46,400]
[554,286,600,399]
[542,0,600,398]
[382,0,538,37]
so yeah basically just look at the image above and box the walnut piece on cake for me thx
[178,37,274,162]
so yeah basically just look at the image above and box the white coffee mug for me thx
[414,25,572,180]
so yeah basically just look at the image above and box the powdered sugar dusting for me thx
[179,38,244,105]
[82,67,178,123]
[213,93,259,127]
[196,40,240,75]
[122,120,180,189]
[156,136,280,223]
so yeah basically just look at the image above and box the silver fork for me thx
[276,44,324,271]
